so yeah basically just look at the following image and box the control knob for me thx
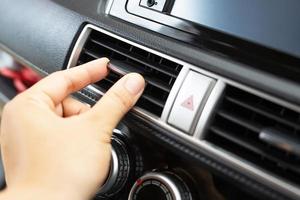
[96,126,143,198]
[129,171,193,200]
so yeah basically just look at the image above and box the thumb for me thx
[84,73,145,133]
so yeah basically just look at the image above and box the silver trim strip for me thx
[67,26,91,69]
[127,0,200,35]
[161,66,189,122]
[110,0,192,40]
[194,80,226,139]
[104,0,114,14]
[67,24,300,199]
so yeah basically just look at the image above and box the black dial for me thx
[132,180,172,200]
[96,133,130,197]
[129,171,193,200]
[96,126,143,199]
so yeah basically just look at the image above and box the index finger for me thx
[28,58,109,107]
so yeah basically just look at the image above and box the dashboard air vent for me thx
[76,30,183,116]
[207,86,300,185]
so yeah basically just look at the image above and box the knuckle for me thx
[61,72,76,92]
[23,94,43,106]
[49,71,62,79]
[87,124,112,144]
[51,71,76,92]
[98,128,113,144]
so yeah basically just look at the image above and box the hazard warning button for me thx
[168,71,215,134]
[181,95,194,111]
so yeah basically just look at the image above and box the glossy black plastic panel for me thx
[171,0,300,58]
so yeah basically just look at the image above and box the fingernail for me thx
[124,73,145,95]
[102,57,110,63]
[85,103,91,108]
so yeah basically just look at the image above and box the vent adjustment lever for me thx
[108,60,144,76]
[259,128,300,157]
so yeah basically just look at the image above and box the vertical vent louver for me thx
[76,30,183,116]
[207,86,300,185]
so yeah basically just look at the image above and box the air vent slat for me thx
[210,126,300,174]
[89,38,178,78]
[82,49,110,61]
[226,96,300,130]
[207,86,300,186]
[84,48,175,90]
[76,29,183,116]
[83,48,172,93]
[141,94,165,108]
[217,110,262,133]
[210,126,264,156]
[145,78,171,93]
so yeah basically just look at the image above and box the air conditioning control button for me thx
[168,71,215,134]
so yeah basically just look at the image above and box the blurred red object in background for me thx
[0,67,41,93]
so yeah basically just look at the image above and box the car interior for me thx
[0,0,300,199]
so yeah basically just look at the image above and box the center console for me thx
[67,22,300,199]
[94,124,256,200]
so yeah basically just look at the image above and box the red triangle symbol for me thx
[181,95,194,111]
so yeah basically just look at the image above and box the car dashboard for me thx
[0,0,300,200]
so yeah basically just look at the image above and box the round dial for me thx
[96,134,130,197]
[129,172,193,200]
[96,126,143,199]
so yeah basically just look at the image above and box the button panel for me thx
[168,71,215,134]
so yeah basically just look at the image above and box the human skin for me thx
[0,58,145,200]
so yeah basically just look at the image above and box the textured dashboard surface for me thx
[0,0,85,73]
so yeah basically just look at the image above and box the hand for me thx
[0,58,145,200]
